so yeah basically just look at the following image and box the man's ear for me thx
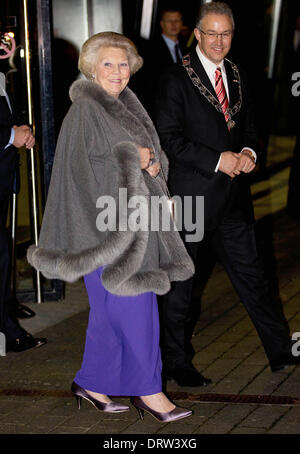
[194,28,201,42]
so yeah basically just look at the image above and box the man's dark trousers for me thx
[161,214,291,372]
[0,96,24,342]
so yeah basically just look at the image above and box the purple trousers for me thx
[74,267,162,396]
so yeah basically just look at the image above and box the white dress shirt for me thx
[195,46,256,172]
[196,45,230,101]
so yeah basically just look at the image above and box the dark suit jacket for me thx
[130,35,187,118]
[155,48,259,231]
[0,95,17,200]
[150,35,187,70]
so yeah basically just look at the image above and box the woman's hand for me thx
[138,146,154,169]
[138,146,160,176]
[146,161,161,178]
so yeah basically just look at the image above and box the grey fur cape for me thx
[27,79,194,295]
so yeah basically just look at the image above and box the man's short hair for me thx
[196,2,235,30]
[160,9,183,21]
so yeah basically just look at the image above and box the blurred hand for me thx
[218,151,241,178]
[235,149,256,174]
[146,161,161,178]
[24,132,35,149]
[13,125,35,149]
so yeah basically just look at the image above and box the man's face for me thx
[160,11,183,40]
[194,13,233,65]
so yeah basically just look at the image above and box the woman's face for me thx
[94,46,130,97]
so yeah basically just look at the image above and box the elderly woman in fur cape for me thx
[27,32,194,422]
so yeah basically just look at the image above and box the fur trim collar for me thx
[26,79,193,296]
[69,79,161,154]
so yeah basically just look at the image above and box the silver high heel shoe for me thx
[71,381,129,413]
[131,396,193,422]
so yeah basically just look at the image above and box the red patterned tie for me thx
[215,67,230,125]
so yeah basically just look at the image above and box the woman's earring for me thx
[91,74,95,82]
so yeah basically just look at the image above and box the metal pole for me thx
[268,0,283,79]
[35,0,64,302]
[23,0,42,303]
[10,192,17,297]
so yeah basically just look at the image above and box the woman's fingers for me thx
[138,147,156,169]
[138,146,151,169]
[146,162,161,177]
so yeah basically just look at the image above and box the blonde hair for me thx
[78,31,143,79]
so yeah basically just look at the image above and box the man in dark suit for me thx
[133,8,187,118]
[154,9,187,69]
[0,74,47,352]
[155,2,299,387]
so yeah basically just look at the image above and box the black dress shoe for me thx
[166,367,212,387]
[10,304,36,319]
[7,333,47,353]
[270,352,300,372]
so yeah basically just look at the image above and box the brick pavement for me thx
[0,165,300,437]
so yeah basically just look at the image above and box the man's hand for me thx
[218,151,241,178]
[235,149,256,174]
[219,150,256,178]
[13,125,35,149]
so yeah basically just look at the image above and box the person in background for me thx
[0,73,47,352]
[155,8,187,69]
[293,14,300,60]
[131,8,187,118]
